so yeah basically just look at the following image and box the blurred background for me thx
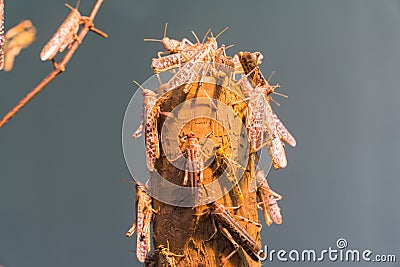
[1,0,399,266]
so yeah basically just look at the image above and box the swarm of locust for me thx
[127,25,297,266]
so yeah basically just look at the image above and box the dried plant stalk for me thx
[149,79,261,267]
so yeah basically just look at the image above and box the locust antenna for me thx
[215,27,229,40]
[202,29,211,43]
[267,71,275,82]
[143,22,168,42]
[191,30,201,44]
[65,0,80,10]
[163,22,168,39]
[143,38,162,42]
[270,96,281,107]
[133,80,146,91]
[268,83,288,98]
[273,90,288,99]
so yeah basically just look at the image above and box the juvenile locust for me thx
[213,145,245,206]
[132,86,170,171]
[166,28,228,92]
[255,170,282,226]
[238,51,268,88]
[238,51,287,169]
[151,47,198,73]
[236,74,267,153]
[166,37,217,92]
[126,183,156,263]
[234,52,266,152]
[173,132,208,187]
[40,1,83,64]
[156,240,185,267]
[145,22,197,57]
[204,201,264,265]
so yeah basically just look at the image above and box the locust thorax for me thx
[142,89,157,106]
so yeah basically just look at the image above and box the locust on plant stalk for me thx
[132,82,171,171]
[199,201,264,265]
[255,170,282,226]
[155,240,185,267]
[126,183,156,263]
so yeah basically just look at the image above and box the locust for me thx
[149,26,212,74]
[237,51,269,89]
[40,0,107,70]
[212,44,245,79]
[174,132,208,187]
[151,47,199,73]
[213,145,245,206]
[233,52,266,152]
[166,28,228,92]
[40,1,83,67]
[238,51,288,169]
[255,170,282,226]
[0,0,4,70]
[150,35,233,77]
[145,22,197,57]
[165,38,216,92]
[201,201,264,265]
[3,20,36,72]
[155,240,185,267]
[132,84,171,171]
[126,183,156,263]
[235,73,267,153]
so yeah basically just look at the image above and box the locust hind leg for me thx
[132,122,144,138]
[232,214,262,229]
[125,222,136,237]
[218,225,240,266]
[205,215,218,242]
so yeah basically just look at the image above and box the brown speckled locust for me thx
[132,85,171,171]
[175,132,208,187]
[238,51,288,169]
[202,201,264,265]
[155,240,185,267]
[126,183,156,263]
[40,1,83,63]
[255,170,282,226]
[145,22,197,57]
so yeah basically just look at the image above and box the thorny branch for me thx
[0,0,107,128]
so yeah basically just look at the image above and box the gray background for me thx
[1,0,399,266]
